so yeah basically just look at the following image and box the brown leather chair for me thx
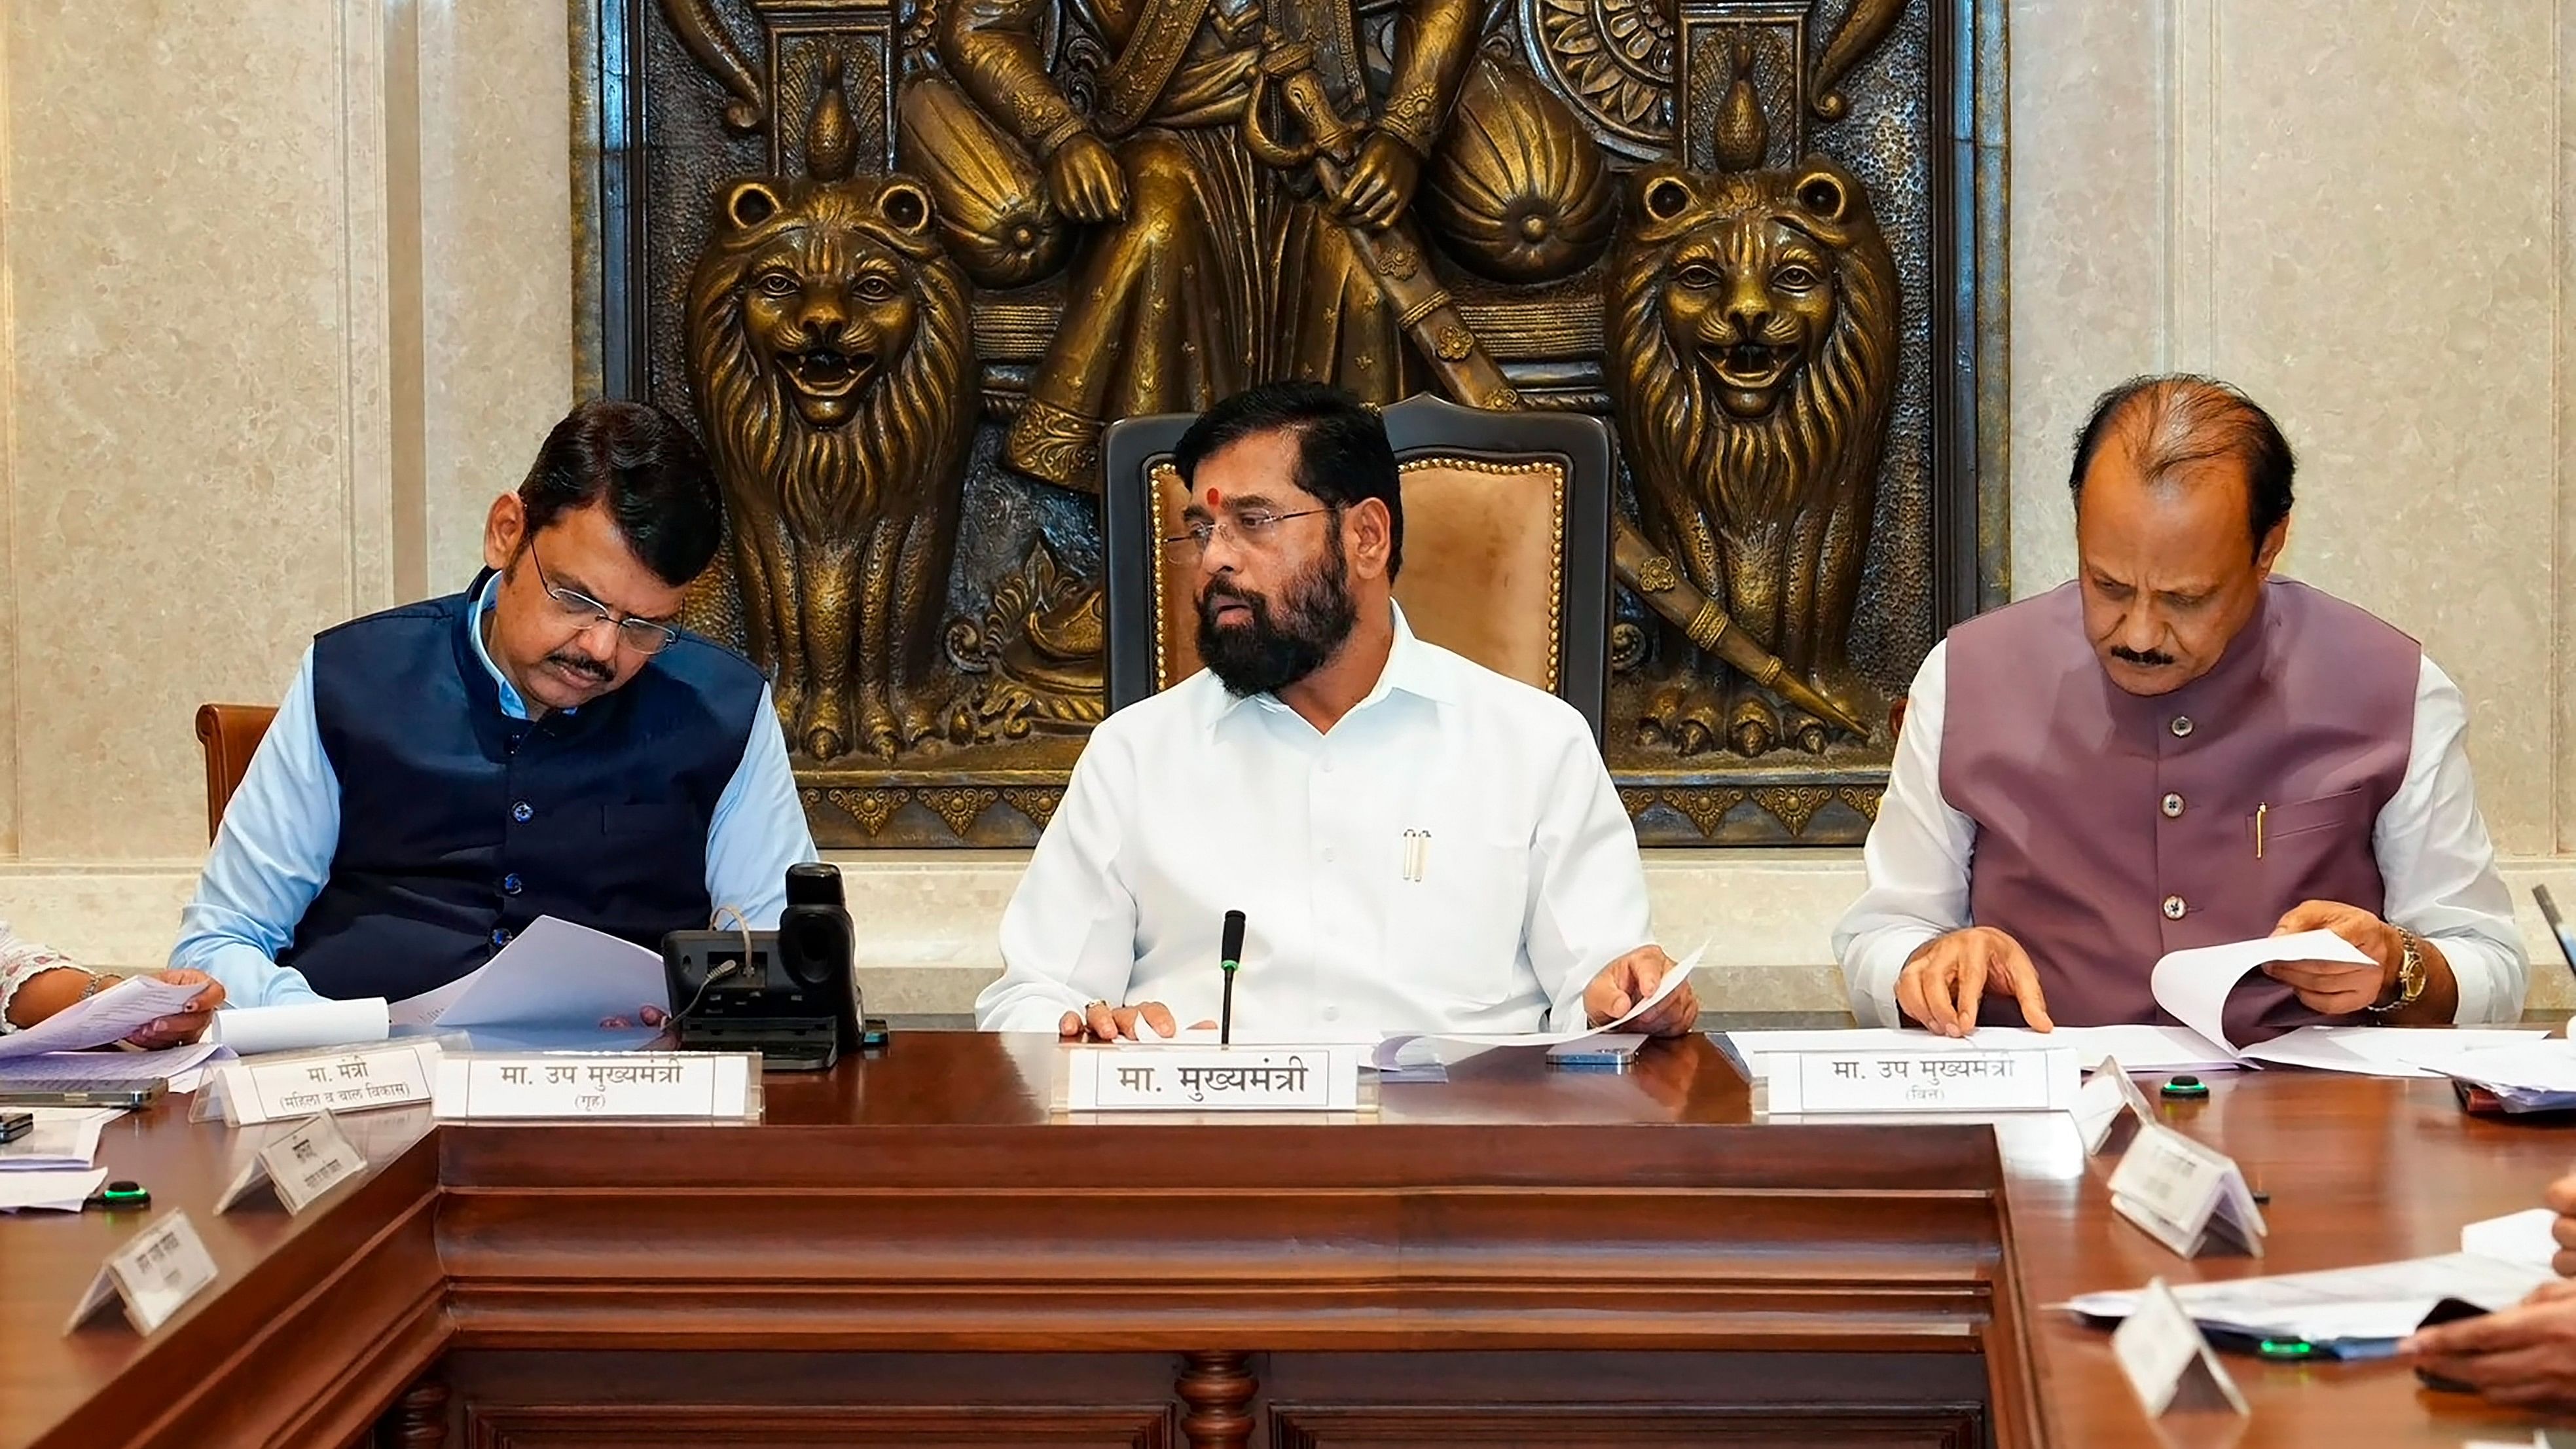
[194,703,278,841]
[1100,394,1612,739]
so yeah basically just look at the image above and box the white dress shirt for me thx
[977,603,1653,1037]
[1834,642,2528,1027]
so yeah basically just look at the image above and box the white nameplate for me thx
[213,1040,441,1126]
[1066,1046,1361,1111]
[63,1210,219,1336]
[215,1112,369,1215]
[2107,1122,2267,1258]
[2113,1277,2249,1418]
[2075,1055,2158,1155]
[433,1052,757,1121]
[1762,1047,2082,1114]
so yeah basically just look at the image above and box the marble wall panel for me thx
[5,1,384,862]
[418,0,575,589]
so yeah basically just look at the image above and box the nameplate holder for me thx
[209,1040,443,1127]
[2075,1055,2158,1155]
[63,1210,219,1336]
[2107,1122,2268,1258]
[1760,1046,2082,1114]
[214,1112,369,1215]
[2113,1277,2249,1418]
[432,1052,760,1122]
[1066,1045,1362,1112]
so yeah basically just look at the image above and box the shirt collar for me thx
[467,572,538,722]
[1211,600,1454,729]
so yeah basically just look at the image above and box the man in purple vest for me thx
[1835,375,2524,1041]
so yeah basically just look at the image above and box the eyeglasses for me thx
[1161,507,1333,557]
[526,538,681,655]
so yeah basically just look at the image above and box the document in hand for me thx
[2062,1209,2563,1357]
[2148,930,2375,1056]
[0,976,205,1060]
[1370,944,1704,1072]
[389,917,668,1038]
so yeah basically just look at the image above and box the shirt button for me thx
[2169,716,2195,739]
[511,801,534,823]
[1322,1006,1340,1022]
[501,873,524,895]
[491,927,514,947]
[1320,759,1334,774]
[1321,847,1338,863]
[2162,895,2187,921]
[2160,793,2185,819]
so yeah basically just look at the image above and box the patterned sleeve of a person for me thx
[0,919,82,1035]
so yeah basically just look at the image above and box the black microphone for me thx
[1218,909,1246,1046]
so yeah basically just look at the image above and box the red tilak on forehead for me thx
[1206,486,1222,505]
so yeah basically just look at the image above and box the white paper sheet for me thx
[2435,1040,2576,1094]
[206,997,390,1056]
[0,1166,106,1212]
[2149,930,2375,1055]
[2461,1207,2561,1270]
[0,976,207,1061]
[2241,1025,2550,1078]
[0,1042,225,1085]
[392,916,668,1033]
[1370,945,1703,1069]
[2064,1251,2553,1345]
[0,1107,118,1170]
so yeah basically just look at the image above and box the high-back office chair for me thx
[1100,394,1613,740]
[194,704,276,841]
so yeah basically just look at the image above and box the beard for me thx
[1195,540,1358,698]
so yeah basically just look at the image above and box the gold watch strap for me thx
[2367,928,2425,1014]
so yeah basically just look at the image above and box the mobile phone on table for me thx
[0,1080,166,1109]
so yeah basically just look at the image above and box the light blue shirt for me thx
[172,576,816,1006]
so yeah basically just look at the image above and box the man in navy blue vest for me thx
[168,401,813,1021]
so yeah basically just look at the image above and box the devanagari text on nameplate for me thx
[1066,1046,1362,1111]
[2107,1122,2267,1258]
[1764,1047,2082,1114]
[63,1211,220,1336]
[215,1112,370,1215]
[433,1052,757,1121]
[217,1040,442,1126]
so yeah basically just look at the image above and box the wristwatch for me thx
[2367,928,2426,1015]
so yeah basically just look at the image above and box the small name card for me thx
[215,1112,369,1215]
[2074,1056,2158,1155]
[433,1052,757,1121]
[213,1040,441,1126]
[2113,1277,2249,1418]
[63,1211,219,1336]
[1761,1047,2082,1114]
[1066,1046,1361,1112]
[2107,1122,2268,1258]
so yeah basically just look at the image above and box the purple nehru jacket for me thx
[1938,579,2418,1044]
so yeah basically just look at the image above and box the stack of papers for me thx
[1728,930,2552,1080]
[2061,1209,2561,1357]
[1373,945,1705,1080]
[0,1167,106,1213]
[0,1106,118,1171]
[0,1041,230,1091]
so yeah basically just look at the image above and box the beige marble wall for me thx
[2008,0,2572,862]
[418,0,575,587]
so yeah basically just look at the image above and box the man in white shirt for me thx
[977,381,1694,1041]
[1834,375,2523,1040]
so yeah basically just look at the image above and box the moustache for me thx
[2109,645,2175,668]
[545,650,616,685]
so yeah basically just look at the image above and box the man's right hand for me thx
[1058,1000,1178,1042]
[1895,926,2054,1036]
[1046,134,1128,223]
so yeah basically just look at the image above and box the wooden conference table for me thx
[5,1029,2572,1449]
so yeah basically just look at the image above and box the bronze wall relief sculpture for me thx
[574,0,2007,846]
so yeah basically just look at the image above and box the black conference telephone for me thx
[659,863,882,1071]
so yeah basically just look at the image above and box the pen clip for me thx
[2254,801,2268,860]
